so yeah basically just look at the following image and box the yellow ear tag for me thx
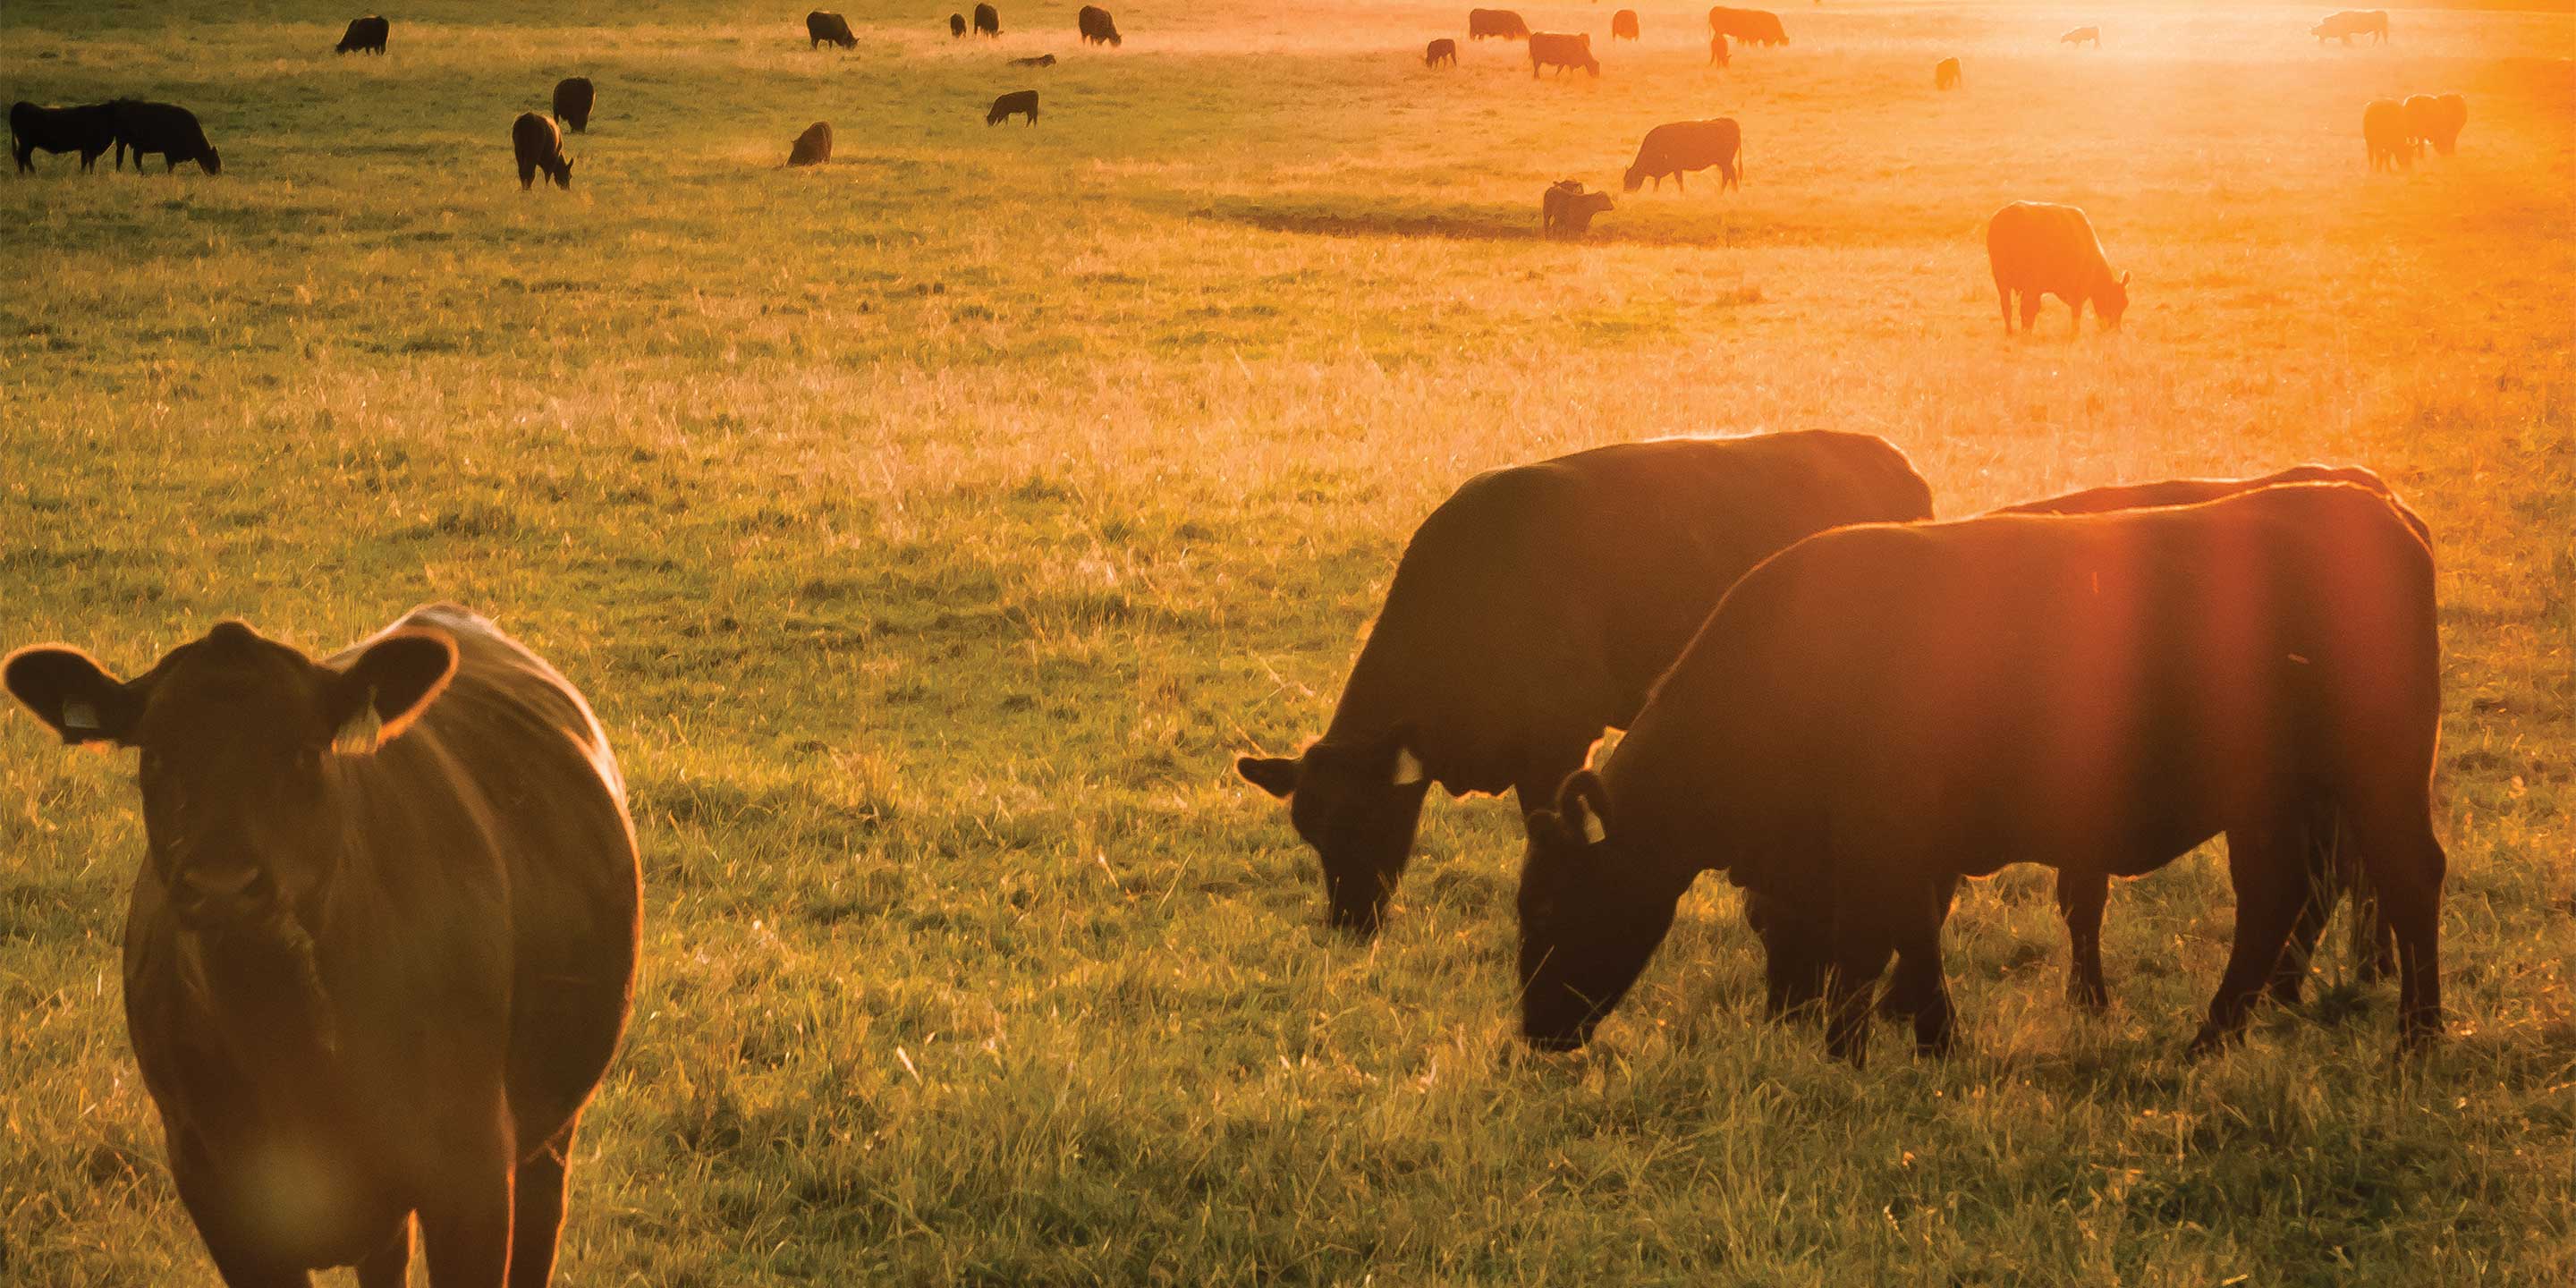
[61,699,101,732]
[1581,812,1608,845]
[332,689,384,756]
[1391,746,1426,786]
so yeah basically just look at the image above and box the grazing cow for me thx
[1709,33,1730,66]
[1541,179,1613,238]
[1517,484,2445,1066]
[987,89,1039,125]
[976,4,1001,37]
[1079,5,1122,46]
[808,10,857,48]
[1612,10,1640,41]
[788,120,833,165]
[11,101,117,174]
[335,14,389,55]
[3,604,641,1285]
[1935,56,1962,89]
[2402,94,2441,160]
[552,77,595,133]
[1623,119,1741,193]
[1007,54,1057,67]
[2363,97,2411,173]
[1236,432,1934,936]
[1426,38,1458,68]
[1469,9,1531,40]
[952,13,968,38]
[1707,7,1786,47]
[2311,10,2388,45]
[2425,92,2466,156]
[2061,26,2100,47]
[109,100,221,175]
[513,111,572,190]
[1529,31,1597,78]
[1986,200,2128,335]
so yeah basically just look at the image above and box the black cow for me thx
[336,14,389,55]
[110,100,220,175]
[788,121,833,166]
[11,101,118,174]
[513,111,572,190]
[976,4,1002,37]
[952,13,968,38]
[1079,5,1122,46]
[987,89,1038,125]
[552,77,595,133]
[808,10,857,48]
[1518,484,2445,1065]
[1007,54,1056,67]
[1237,433,1934,935]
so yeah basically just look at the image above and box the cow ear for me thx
[326,630,457,753]
[2120,271,2131,288]
[4,646,146,747]
[1236,755,1301,800]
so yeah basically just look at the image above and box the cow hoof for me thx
[2182,1027,2240,1061]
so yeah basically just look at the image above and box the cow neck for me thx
[180,910,341,1080]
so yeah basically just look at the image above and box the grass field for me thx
[4,0,2573,1283]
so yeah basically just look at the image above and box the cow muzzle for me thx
[171,863,277,928]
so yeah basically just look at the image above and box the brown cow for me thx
[1935,56,1961,89]
[2311,10,2388,45]
[987,89,1039,125]
[1707,6,1785,46]
[1541,179,1613,237]
[1612,10,1640,41]
[1518,485,2445,1065]
[1709,33,1729,66]
[2401,94,2441,160]
[951,13,968,38]
[2363,97,2411,173]
[1624,119,1741,193]
[789,120,833,165]
[1237,432,1933,936]
[513,110,571,190]
[4,604,641,1284]
[552,77,595,133]
[1469,8,1530,40]
[1529,31,1598,78]
[808,9,857,48]
[1079,5,1121,46]
[1987,200,2128,335]
[975,3,1001,37]
[2424,92,2466,156]
[1426,38,1458,68]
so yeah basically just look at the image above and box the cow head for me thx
[2098,271,2130,327]
[1516,770,1685,1051]
[1236,732,1432,936]
[1621,165,1646,193]
[199,147,221,176]
[554,157,573,191]
[5,621,457,935]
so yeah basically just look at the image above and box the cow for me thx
[2311,10,2388,45]
[1623,119,1741,193]
[1707,7,1786,47]
[1541,179,1613,238]
[1935,56,1962,89]
[808,10,857,48]
[788,120,833,165]
[2425,92,2466,156]
[1708,33,1729,66]
[1987,200,2128,335]
[1079,5,1122,46]
[952,13,968,38]
[552,77,595,133]
[1469,9,1531,40]
[1426,38,1458,68]
[2402,94,2441,160]
[10,101,117,174]
[1516,484,2445,1066]
[2363,97,2411,173]
[513,110,572,190]
[1612,10,1640,41]
[335,14,389,55]
[1529,31,1597,78]
[2062,26,2100,47]
[1007,54,1057,67]
[109,100,221,175]
[987,89,1039,125]
[1235,432,1935,936]
[2,604,641,1285]
[976,4,1001,37]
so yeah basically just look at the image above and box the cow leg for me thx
[1822,909,1896,1068]
[2353,809,2446,1047]
[1997,284,2012,333]
[1674,171,1685,193]
[1893,879,1957,1057]
[2187,824,2306,1057]
[2018,293,2043,335]
[508,1120,579,1288]
[356,1220,414,1288]
[418,1110,516,1288]
[520,161,536,191]
[2057,869,2113,1013]
[2267,813,2347,1004]
[1877,873,1957,1021]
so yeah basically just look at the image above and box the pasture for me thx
[3,0,2572,1282]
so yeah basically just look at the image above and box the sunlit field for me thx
[4,0,2572,1282]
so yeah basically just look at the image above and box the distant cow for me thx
[1707,7,1786,47]
[1542,179,1613,238]
[2363,97,2411,173]
[1709,34,1730,65]
[3,604,641,1285]
[1529,31,1597,78]
[1469,9,1531,40]
[1935,56,1962,89]
[1517,484,2446,1066]
[987,89,1038,125]
[2402,94,2440,159]
[1612,10,1640,40]
[2061,26,2100,47]
[335,14,389,55]
[1079,5,1122,46]
[10,101,117,174]
[1007,54,1056,67]
[1426,38,1458,68]
[2424,92,2466,156]
[976,4,1001,37]
[1623,118,1741,193]
[808,10,857,48]
[789,120,833,165]
[513,110,572,190]
[1237,432,1934,936]
[1987,200,2128,335]
[109,100,221,175]
[2311,10,2388,44]
[553,77,595,133]
[952,13,968,38]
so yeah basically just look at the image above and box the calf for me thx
[336,14,389,55]
[2363,97,2411,173]
[952,13,968,38]
[1007,54,1057,67]
[1986,200,2128,335]
[513,110,572,190]
[1541,179,1612,238]
[110,100,221,175]
[1518,484,2445,1065]
[808,9,857,48]
[1623,119,1741,193]
[1237,432,1933,936]
[987,89,1039,125]
[4,604,641,1284]
[11,100,117,174]
[976,4,1001,37]
[1079,5,1123,47]
[1426,38,1458,68]
[1528,31,1597,78]
[552,77,595,133]
[1935,56,1962,90]
[789,120,833,165]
